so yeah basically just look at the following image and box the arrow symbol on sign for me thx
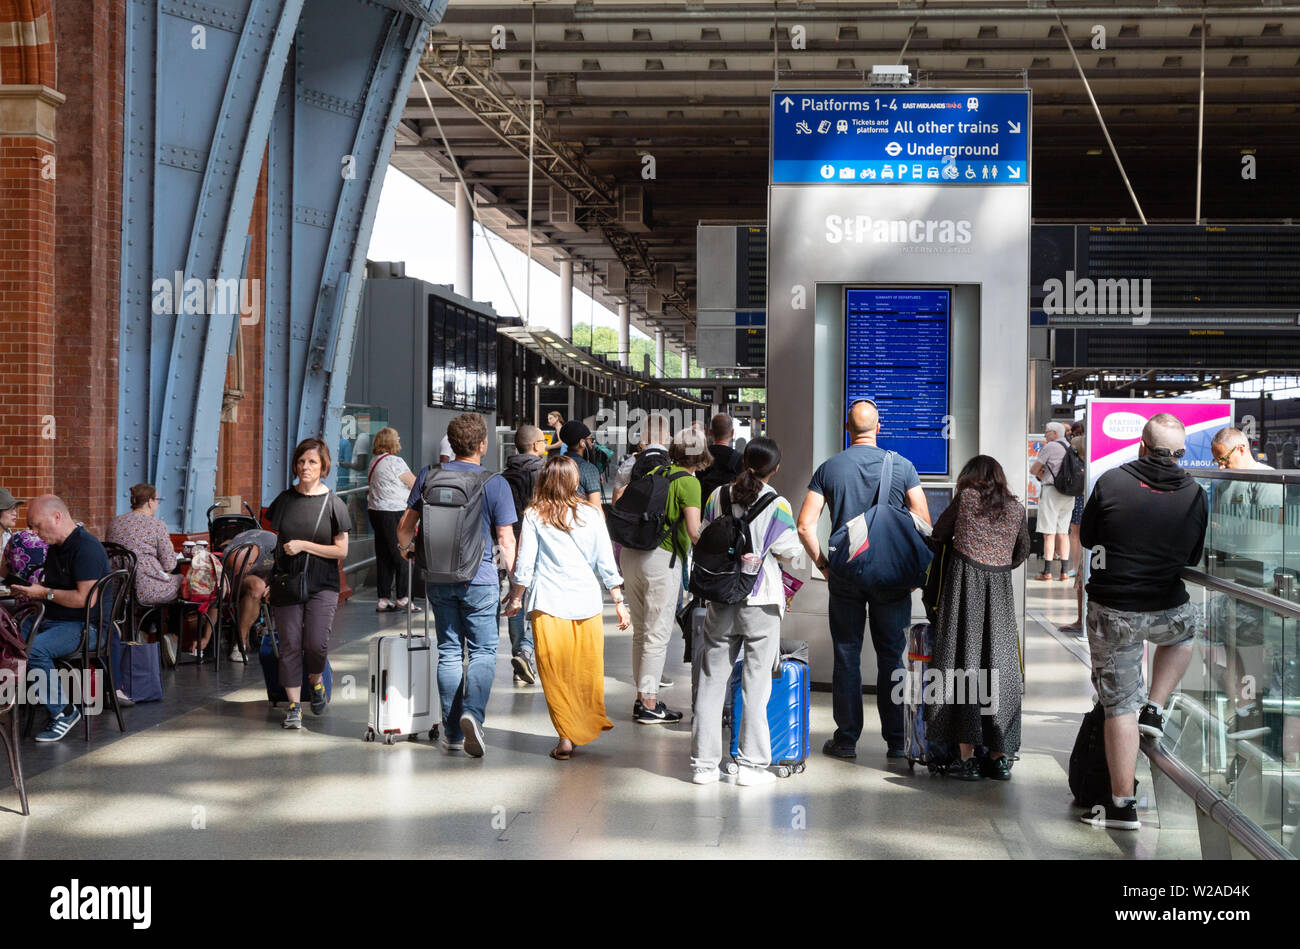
[1009,120,1022,134]
[780,96,794,113]
[1008,166,1022,179]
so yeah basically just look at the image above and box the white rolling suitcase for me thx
[364,560,439,745]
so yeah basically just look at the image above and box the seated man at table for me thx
[221,528,277,663]
[12,495,110,742]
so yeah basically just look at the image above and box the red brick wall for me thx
[0,1,59,521]
[217,157,268,507]
[0,134,57,508]
[52,0,125,535]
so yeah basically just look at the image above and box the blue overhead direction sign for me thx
[771,90,1030,185]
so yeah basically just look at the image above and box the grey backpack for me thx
[417,465,496,584]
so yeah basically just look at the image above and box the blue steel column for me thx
[263,0,443,500]
[121,0,444,529]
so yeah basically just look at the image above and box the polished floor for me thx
[0,578,1199,859]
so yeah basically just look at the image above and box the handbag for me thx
[0,608,27,684]
[269,493,331,608]
[113,635,164,703]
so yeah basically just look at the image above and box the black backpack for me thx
[417,465,496,584]
[1051,444,1086,497]
[697,454,740,508]
[1069,702,1139,807]
[607,462,691,561]
[629,447,670,480]
[501,459,541,535]
[689,486,778,604]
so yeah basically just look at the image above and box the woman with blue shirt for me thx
[505,456,630,760]
[691,437,804,786]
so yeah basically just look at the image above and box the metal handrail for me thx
[1193,468,1300,484]
[1143,736,1295,860]
[1181,566,1300,619]
[334,485,368,497]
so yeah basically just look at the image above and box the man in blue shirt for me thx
[13,495,111,742]
[797,400,931,760]
[560,419,603,507]
[397,413,516,758]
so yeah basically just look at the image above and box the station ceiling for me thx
[392,1,1300,351]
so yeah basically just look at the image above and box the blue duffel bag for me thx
[826,450,932,592]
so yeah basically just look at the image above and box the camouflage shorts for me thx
[1087,600,1199,718]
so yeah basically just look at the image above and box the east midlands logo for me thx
[49,879,151,930]
[1042,271,1152,325]
[825,215,972,245]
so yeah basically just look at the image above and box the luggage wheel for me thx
[407,733,419,742]
[364,729,375,742]
[776,766,791,778]
[722,761,739,775]
[794,762,806,775]
[383,734,395,745]
[429,727,439,741]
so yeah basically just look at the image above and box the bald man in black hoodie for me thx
[1078,413,1207,831]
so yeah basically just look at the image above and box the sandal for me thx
[1034,572,1054,581]
[399,600,422,614]
[549,744,573,760]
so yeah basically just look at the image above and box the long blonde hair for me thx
[528,456,594,531]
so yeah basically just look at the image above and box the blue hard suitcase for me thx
[260,619,333,707]
[727,641,811,778]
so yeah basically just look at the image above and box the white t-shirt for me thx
[368,453,413,511]
[439,435,453,461]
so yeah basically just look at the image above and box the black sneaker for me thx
[947,756,983,781]
[633,698,683,725]
[982,755,1013,781]
[1138,703,1164,739]
[511,651,537,685]
[1079,800,1140,831]
[309,681,328,716]
[821,739,856,760]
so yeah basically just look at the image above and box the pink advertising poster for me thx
[1085,398,1234,493]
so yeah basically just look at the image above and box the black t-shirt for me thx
[266,489,352,593]
[44,525,111,623]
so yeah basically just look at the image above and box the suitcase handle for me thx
[380,669,388,701]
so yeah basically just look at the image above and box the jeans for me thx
[23,617,97,717]
[827,582,912,750]
[428,580,500,741]
[507,609,534,657]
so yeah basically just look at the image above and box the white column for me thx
[618,302,630,367]
[654,329,665,378]
[455,184,473,298]
[559,259,573,340]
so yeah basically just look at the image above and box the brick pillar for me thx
[50,0,125,535]
[217,157,268,515]
[0,0,61,520]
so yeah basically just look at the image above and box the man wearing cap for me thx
[0,488,21,558]
[560,420,604,508]
[796,399,931,760]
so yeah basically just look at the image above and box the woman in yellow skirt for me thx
[505,456,630,759]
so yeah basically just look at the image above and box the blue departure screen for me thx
[844,289,951,475]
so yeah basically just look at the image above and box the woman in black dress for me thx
[926,455,1030,780]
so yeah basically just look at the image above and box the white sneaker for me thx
[692,769,721,785]
[439,735,464,753]
[737,767,777,787]
[228,647,247,664]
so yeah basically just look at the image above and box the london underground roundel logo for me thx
[885,142,902,157]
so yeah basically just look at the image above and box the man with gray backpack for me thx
[397,413,516,757]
